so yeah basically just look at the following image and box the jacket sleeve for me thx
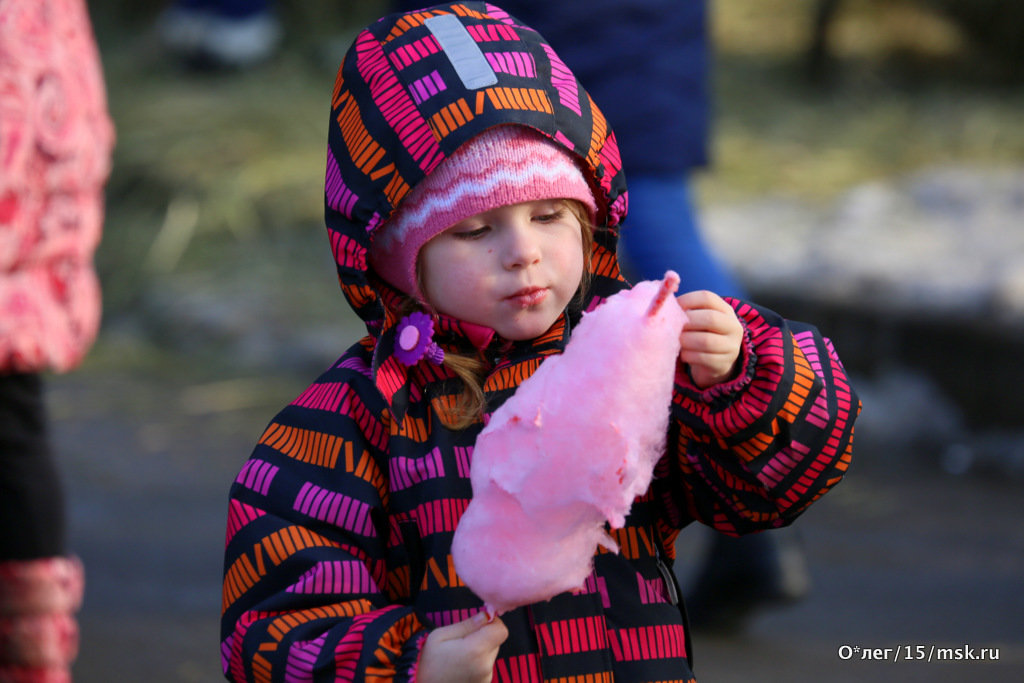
[655,298,860,537]
[220,366,426,682]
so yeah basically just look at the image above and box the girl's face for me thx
[420,199,586,341]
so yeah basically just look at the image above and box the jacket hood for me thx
[325,2,628,338]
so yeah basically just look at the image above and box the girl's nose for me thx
[502,220,542,269]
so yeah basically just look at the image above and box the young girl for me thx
[221,4,859,681]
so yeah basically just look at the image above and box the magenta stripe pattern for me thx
[325,149,359,218]
[542,43,581,116]
[287,560,381,595]
[293,481,376,537]
[235,459,278,496]
[409,70,447,105]
[485,50,536,78]
[389,446,446,491]
[355,31,443,173]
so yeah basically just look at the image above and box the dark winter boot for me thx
[684,531,809,634]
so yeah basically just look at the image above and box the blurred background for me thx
[50,1,1024,680]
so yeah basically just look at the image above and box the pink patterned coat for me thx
[0,0,114,373]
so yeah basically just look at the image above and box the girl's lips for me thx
[505,287,548,307]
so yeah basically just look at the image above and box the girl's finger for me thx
[676,289,722,311]
[681,308,726,332]
[680,331,735,355]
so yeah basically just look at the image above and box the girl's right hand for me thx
[418,611,509,683]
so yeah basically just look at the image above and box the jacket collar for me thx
[371,280,573,424]
[372,282,490,423]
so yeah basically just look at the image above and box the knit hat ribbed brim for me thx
[370,125,597,299]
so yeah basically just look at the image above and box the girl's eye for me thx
[534,208,566,223]
[453,225,490,240]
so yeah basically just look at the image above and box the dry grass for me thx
[705,0,1024,203]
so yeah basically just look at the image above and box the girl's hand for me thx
[418,611,509,683]
[676,290,743,389]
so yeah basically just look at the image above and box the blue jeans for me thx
[618,175,745,298]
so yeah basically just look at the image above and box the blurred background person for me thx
[155,0,282,69]
[0,0,115,678]
[390,0,806,632]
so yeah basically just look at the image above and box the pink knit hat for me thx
[370,125,598,299]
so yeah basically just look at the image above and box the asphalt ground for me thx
[50,363,1023,683]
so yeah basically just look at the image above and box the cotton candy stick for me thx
[647,271,680,317]
[452,271,687,615]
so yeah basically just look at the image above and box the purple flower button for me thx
[394,312,444,366]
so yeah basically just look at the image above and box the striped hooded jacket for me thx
[221,4,859,682]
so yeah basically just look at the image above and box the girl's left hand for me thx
[675,290,744,389]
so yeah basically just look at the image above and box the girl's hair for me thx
[407,199,596,430]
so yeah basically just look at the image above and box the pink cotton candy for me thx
[452,272,687,614]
